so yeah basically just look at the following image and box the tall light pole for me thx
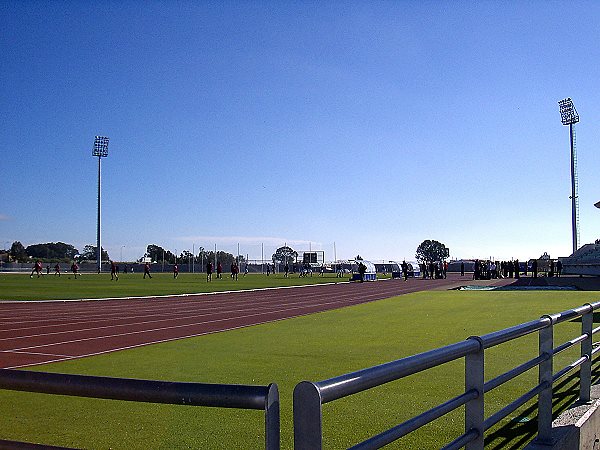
[558,98,580,254]
[120,245,125,262]
[93,136,109,273]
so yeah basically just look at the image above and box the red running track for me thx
[0,274,501,369]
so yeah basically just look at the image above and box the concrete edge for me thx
[525,384,600,450]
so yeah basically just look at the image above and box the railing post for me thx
[265,383,280,450]
[293,381,323,450]
[537,315,555,445]
[580,305,593,403]
[465,336,484,450]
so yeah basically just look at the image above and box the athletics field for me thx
[0,272,598,448]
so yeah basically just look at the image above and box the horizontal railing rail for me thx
[294,301,600,449]
[0,369,279,450]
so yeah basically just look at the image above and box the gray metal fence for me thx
[0,369,279,449]
[293,301,600,449]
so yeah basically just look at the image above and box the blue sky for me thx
[2,1,600,263]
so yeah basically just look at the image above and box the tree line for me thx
[2,239,451,265]
[144,244,246,267]
[3,241,109,263]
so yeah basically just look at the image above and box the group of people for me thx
[30,260,81,278]
[418,261,448,280]
[471,259,564,280]
[205,261,241,281]
[473,259,522,280]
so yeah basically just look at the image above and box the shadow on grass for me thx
[485,361,600,450]
[570,312,600,323]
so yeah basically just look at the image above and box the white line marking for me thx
[0,279,354,304]
[2,350,73,357]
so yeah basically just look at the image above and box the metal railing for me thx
[293,301,600,449]
[0,369,279,450]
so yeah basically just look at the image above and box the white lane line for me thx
[0,303,311,342]
[2,350,73,357]
[1,304,349,369]
[0,297,305,328]
[5,296,363,353]
[0,280,418,368]
[0,287,387,336]
[0,285,415,346]
[0,280,353,304]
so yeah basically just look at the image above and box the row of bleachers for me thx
[561,242,600,276]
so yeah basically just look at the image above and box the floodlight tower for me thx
[558,98,580,254]
[93,136,109,273]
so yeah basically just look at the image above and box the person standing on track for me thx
[401,260,409,281]
[358,261,367,282]
[143,262,152,279]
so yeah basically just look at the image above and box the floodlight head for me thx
[595,200,600,209]
[93,136,109,157]
[558,98,579,125]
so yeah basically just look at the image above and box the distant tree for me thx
[81,245,109,261]
[26,242,78,260]
[196,247,207,264]
[272,246,298,264]
[355,255,363,260]
[146,244,172,263]
[215,251,236,267]
[180,250,193,262]
[10,241,28,262]
[415,240,449,264]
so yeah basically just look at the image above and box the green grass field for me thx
[1,287,600,449]
[0,272,373,301]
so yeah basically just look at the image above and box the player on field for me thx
[206,261,213,282]
[173,263,179,279]
[30,260,43,278]
[231,261,239,280]
[110,260,119,281]
[54,263,61,277]
[143,262,152,279]
[71,261,79,279]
